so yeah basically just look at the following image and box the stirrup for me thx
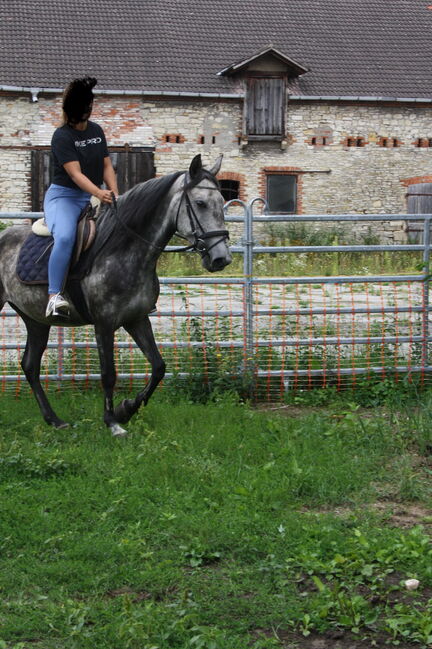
[46,293,70,318]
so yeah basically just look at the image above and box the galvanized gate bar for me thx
[1,205,432,390]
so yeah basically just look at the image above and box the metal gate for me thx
[0,205,431,399]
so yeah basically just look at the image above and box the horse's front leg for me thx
[94,325,127,437]
[114,316,166,424]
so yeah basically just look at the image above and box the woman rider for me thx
[44,76,118,317]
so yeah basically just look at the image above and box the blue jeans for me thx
[44,184,91,294]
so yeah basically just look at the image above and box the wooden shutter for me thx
[31,150,52,211]
[111,150,155,194]
[31,148,155,209]
[245,77,285,138]
[406,182,432,243]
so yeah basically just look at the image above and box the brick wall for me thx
[1,93,432,242]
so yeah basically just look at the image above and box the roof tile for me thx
[0,0,430,98]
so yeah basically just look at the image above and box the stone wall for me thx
[1,92,431,242]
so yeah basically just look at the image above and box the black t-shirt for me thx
[51,121,109,190]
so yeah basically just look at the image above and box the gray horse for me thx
[0,155,232,435]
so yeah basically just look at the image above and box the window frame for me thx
[266,172,297,214]
[219,179,240,203]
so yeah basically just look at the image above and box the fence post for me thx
[421,216,431,371]
[243,201,254,378]
[245,198,268,387]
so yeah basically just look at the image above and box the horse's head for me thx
[174,155,232,272]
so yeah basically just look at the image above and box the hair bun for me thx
[81,76,97,90]
[63,76,97,124]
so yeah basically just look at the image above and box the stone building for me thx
[0,0,431,241]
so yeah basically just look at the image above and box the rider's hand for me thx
[98,189,115,204]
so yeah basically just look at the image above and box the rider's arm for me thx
[63,160,113,204]
[103,156,119,197]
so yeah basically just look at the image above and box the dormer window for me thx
[218,46,309,145]
[245,75,286,140]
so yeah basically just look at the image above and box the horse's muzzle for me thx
[201,242,232,272]
[209,255,231,272]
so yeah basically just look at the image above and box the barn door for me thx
[245,77,285,138]
[31,150,53,211]
[110,150,155,194]
[31,149,155,210]
[406,183,432,243]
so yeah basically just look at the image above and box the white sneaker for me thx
[45,293,70,318]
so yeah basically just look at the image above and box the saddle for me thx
[17,201,98,285]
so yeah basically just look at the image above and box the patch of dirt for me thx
[251,629,422,649]
[253,404,324,418]
[300,502,432,529]
[106,585,178,602]
[106,587,152,601]
[369,502,432,528]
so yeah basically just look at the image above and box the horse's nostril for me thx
[211,257,227,271]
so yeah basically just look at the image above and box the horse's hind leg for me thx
[114,317,166,425]
[20,315,68,429]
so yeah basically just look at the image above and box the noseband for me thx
[174,176,230,257]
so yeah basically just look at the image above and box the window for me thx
[31,148,155,210]
[415,138,432,148]
[309,135,329,147]
[378,137,400,148]
[219,180,240,202]
[346,137,365,148]
[267,174,297,213]
[244,76,286,140]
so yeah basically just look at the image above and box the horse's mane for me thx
[96,171,183,256]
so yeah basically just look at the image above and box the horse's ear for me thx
[189,154,202,179]
[208,154,223,177]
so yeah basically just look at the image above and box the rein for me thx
[110,193,165,252]
[110,174,229,256]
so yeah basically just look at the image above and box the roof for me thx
[1,0,432,99]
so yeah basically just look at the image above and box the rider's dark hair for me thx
[62,76,97,125]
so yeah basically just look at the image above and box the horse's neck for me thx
[96,192,175,270]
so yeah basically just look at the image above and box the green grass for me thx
[1,387,432,648]
[157,250,423,278]
[159,223,423,277]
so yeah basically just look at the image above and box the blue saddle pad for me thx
[17,233,54,284]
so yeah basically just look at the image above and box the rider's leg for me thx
[44,184,90,300]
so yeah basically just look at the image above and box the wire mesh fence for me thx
[0,206,431,400]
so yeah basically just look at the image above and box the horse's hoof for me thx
[51,420,69,429]
[110,423,128,437]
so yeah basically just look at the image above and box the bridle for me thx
[173,175,230,257]
[110,173,229,257]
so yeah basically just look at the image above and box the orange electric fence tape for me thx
[407,282,414,378]
[321,284,328,389]
[379,283,387,380]
[199,283,208,384]
[349,283,357,388]
[335,283,342,390]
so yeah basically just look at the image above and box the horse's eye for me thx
[195,200,207,209]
